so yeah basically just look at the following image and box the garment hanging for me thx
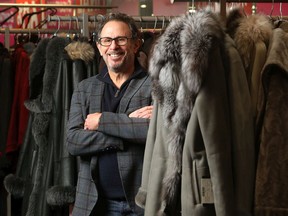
[226,8,273,123]
[136,9,255,216]
[0,43,13,156]
[4,34,99,216]
[5,43,33,156]
[254,22,288,216]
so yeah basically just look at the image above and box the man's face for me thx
[97,21,140,73]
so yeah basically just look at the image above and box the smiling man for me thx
[66,13,153,216]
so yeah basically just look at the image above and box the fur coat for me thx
[226,8,273,122]
[4,37,96,216]
[254,22,288,216]
[136,9,255,216]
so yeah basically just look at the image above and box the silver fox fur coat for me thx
[135,9,255,216]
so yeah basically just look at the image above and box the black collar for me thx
[97,60,147,87]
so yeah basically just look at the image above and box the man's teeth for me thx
[110,54,120,57]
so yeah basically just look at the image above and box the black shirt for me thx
[96,61,146,200]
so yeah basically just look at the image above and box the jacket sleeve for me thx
[66,84,124,156]
[96,75,153,144]
[97,111,150,144]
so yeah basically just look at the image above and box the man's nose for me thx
[110,40,119,48]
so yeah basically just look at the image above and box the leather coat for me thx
[4,37,98,216]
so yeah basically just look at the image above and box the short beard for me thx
[110,63,123,73]
[107,53,134,73]
[109,57,129,73]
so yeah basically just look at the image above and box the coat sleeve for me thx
[135,102,159,208]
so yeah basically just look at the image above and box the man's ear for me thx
[134,38,142,54]
[96,42,103,56]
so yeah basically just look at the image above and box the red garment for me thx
[5,45,30,153]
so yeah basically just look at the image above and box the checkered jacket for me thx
[66,72,152,216]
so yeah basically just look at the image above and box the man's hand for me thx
[84,113,102,130]
[129,105,153,119]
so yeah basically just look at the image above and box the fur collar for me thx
[227,9,273,69]
[150,9,224,126]
[25,37,68,113]
[149,9,225,211]
[27,39,95,104]
[28,38,50,100]
[64,40,95,63]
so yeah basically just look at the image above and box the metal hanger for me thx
[52,15,61,37]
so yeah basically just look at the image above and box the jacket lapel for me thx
[89,74,148,113]
[89,76,105,113]
[118,76,148,113]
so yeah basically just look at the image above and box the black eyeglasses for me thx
[98,36,133,47]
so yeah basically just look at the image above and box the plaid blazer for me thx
[67,71,152,216]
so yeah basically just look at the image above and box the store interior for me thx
[1,0,288,216]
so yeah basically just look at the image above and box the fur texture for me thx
[24,37,68,216]
[46,185,76,206]
[4,37,76,216]
[24,37,67,113]
[232,12,273,69]
[24,113,50,216]
[149,15,184,127]
[3,38,50,201]
[64,40,95,63]
[28,38,50,98]
[226,8,245,39]
[3,173,25,198]
[149,9,225,211]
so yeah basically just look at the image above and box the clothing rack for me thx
[0,1,117,50]
[48,14,91,38]
[0,27,81,49]
[1,14,171,50]
[47,14,173,38]
[0,27,80,34]
[0,3,117,9]
[171,0,285,20]
[172,0,285,2]
[48,15,174,23]
[1,1,284,49]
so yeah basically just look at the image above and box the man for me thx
[66,13,153,216]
